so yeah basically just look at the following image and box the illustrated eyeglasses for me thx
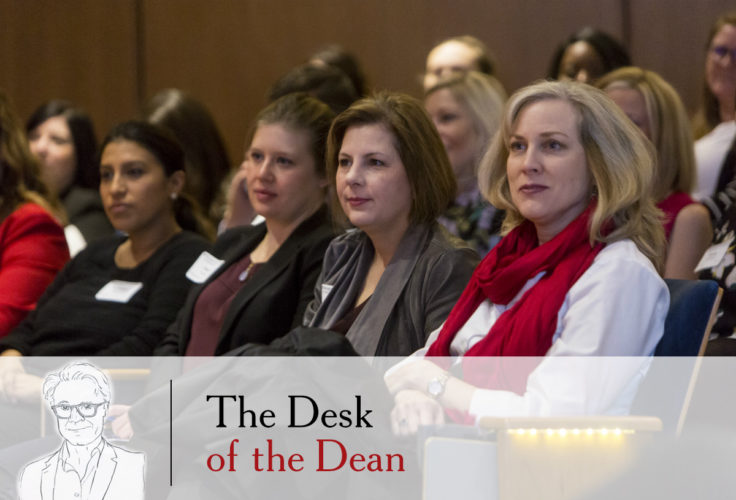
[51,402,106,419]
[710,45,736,64]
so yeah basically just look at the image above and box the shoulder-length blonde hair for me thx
[597,66,695,201]
[425,70,506,161]
[0,91,62,222]
[479,80,665,273]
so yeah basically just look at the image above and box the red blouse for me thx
[657,191,696,241]
[0,203,69,337]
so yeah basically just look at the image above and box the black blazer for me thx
[155,207,335,355]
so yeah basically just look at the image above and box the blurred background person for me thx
[144,88,231,229]
[268,63,359,115]
[26,100,113,255]
[598,67,713,278]
[692,12,736,199]
[309,44,369,97]
[0,92,69,338]
[156,94,336,355]
[303,93,479,356]
[425,71,506,255]
[547,27,631,84]
[423,35,497,91]
[0,121,210,357]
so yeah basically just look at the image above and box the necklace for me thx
[238,261,256,282]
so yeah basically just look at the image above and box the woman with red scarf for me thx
[386,80,669,433]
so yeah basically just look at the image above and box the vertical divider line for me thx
[169,378,173,486]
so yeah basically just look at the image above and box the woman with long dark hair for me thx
[26,100,113,253]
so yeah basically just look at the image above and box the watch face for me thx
[428,379,442,397]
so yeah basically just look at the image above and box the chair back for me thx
[632,279,721,435]
[655,279,721,356]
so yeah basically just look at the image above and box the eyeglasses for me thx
[710,45,736,64]
[52,402,106,419]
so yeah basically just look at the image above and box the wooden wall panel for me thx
[0,0,138,141]
[1,0,735,167]
[141,0,625,162]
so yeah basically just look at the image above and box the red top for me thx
[0,203,69,337]
[186,253,260,356]
[657,191,696,240]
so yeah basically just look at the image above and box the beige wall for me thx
[1,0,733,163]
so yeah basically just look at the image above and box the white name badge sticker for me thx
[321,284,334,302]
[95,280,143,303]
[695,237,733,272]
[185,251,225,284]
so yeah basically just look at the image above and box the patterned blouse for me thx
[700,179,736,338]
[437,189,503,257]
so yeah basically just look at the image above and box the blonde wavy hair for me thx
[479,80,665,273]
[597,66,695,201]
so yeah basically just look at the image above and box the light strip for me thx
[506,428,635,436]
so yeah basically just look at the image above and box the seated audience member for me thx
[547,27,630,84]
[303,93,480,356]
[26,100,113,255]
[598,67,712,278]
[387,81,669,429]
[155,94,336,355]
[269,63,359,114]
[422,35,497,91]
[692,12,736,199]
[224,66,358,230]
[425,71,506,255]
[309,44,369,97]
[699,135,736,356]
[0,93,69,337]
[144,88,231,227]
[0,121,210,356]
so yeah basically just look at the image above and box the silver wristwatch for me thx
[427,373,450,399]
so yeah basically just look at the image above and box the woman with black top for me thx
[155,93,336,355]
[0,121,210,358]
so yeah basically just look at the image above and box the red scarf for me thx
[427,203,605,384]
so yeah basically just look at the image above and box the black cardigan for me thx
[155,207,335,355]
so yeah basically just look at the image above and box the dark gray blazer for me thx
[303,223,479,356]
[156,207,334,355]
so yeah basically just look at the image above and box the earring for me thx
[170,192,178,201]
[591,185,598,199]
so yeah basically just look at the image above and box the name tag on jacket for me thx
[186,251,225,284]
[95,280,143,303]
[321,284,334,302]
[695,236,733,272]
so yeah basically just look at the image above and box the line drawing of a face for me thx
[51,379,108,446]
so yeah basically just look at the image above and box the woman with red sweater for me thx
[0,91,69,337]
